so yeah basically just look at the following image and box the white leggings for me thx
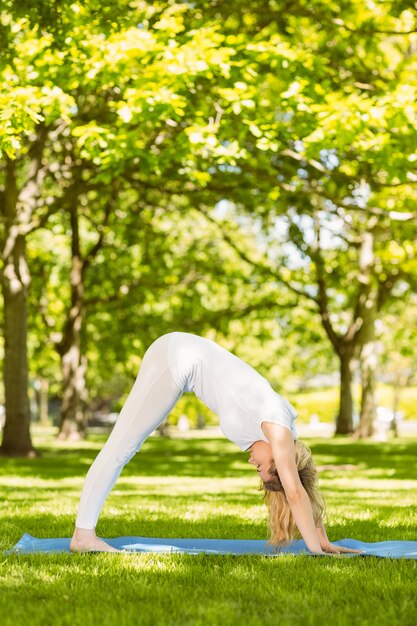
[75,335,183,529]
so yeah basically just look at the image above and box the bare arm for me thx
[262,422,323,554]
[316,520,330,544]
[262,424,363,555]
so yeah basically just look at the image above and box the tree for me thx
[169,0,417,434]
[2,0,416,451]
[0,0,250,445]
[378,293,417,431]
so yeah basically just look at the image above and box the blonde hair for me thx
[262,440,326,548]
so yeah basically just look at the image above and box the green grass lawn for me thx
[1,429,416,626]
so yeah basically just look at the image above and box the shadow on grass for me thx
[0,437,249,480]
[309,439,417,481]
[2,508,415,547]
[1,436,417,481]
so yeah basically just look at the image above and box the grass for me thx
[1,428,416,626]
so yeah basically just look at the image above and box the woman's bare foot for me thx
[70,527,121,553]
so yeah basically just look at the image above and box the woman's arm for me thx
[262,423,363,555]
[262,422,324,554]
[316,520,363,554]
[317,520,329,544]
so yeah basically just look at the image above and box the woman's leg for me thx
[70,334,182,552]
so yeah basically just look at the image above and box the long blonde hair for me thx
[262,440,326,548]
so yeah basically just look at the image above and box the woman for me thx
[70,332,359,555]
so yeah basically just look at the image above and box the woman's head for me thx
[261,439,326,547]
[248,440,275,481]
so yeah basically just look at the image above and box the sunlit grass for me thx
[0,429,416,626]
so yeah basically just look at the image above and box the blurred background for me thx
[1,0,416,455]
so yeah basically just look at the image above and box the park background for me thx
[0,1,416,626]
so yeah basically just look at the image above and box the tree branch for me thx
[83,179,119,269]
[194,205,316,302]
[310,222,341,351]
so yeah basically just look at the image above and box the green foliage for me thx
[291,388,342,424]
[376,385,417,421]
[1,0,416,426]
[291,385,417,423]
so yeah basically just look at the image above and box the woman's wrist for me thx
[316,525,329,543]
[307,531,325,553]
[319,538,333,551]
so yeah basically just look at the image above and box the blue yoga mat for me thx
[5,533,417,558]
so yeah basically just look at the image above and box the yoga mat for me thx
[5,533,417,558]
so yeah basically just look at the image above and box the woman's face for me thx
[248,440,274,482]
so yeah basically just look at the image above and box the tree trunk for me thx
[37,378,50,426]
[390,380,400,438]
[0,160,37,456]
[390,369,408,438]
[57,205,88,440]
[355,229,378,439]
[335,349,354,435]
[57,262,88,439]
[58,346,88,440]
[311,221,356,437]
[356,340,377,438]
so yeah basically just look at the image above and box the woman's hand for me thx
[316,522,364,554]
[320,540,364,555]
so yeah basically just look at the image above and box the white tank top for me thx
[166,332,298,451]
